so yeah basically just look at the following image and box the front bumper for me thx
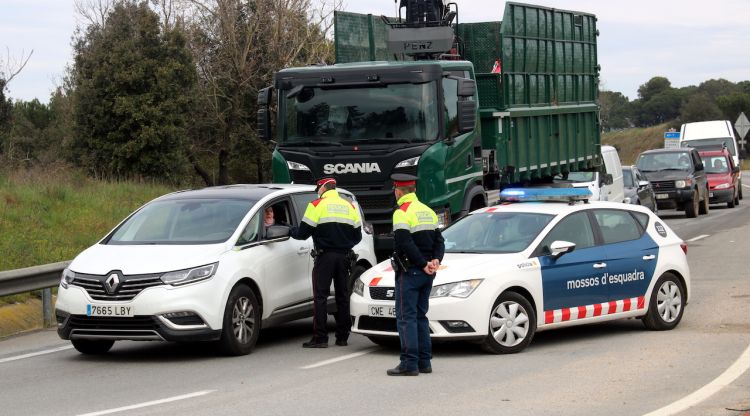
[350,290,488,341]
[654,188,695,208]
[55,279,226,342]
[708,188,733,203]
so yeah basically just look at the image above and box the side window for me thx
[623,170,633,188]
[291,192,318,221]
[442,77,459,138]
[631,211,649,230]
[237,213,260,245]
[262,200,293,239]
[539,212,595,254]
[593,209,643,244]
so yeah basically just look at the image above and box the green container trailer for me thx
[258,1,602,254]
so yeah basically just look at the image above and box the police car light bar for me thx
[499,188,592,203]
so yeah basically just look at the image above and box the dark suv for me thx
[636,148,709,218]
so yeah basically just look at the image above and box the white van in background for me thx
[553,145,625,202]
[680,120,743,198]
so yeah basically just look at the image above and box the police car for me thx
[350,188,690,354]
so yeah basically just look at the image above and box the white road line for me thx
[742,184,750,188]
[687,234,709,242]
[0,345,73,364]
[76,390,215,416]
[643,344,750,416]
[300,347,378,369]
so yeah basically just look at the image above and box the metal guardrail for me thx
[0,261,70,297]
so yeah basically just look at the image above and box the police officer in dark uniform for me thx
[387,173,445,376]
[290,177,362,348]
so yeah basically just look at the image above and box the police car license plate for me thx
[87,304,134,317]
[368,304,396,318]
[656,193,669,200]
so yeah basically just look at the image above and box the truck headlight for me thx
[60,268,75,289]
[395,156,420,169]
[161,263,218,286]
[714,183,731,189]
[287,161,310,171]
[353,277,365,297]
[435,208,451,229]
[430,279,482,298]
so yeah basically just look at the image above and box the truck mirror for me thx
[457,101,476,134]
[601,173,613,186]
[257,87,273,141]
[456,77,476,97]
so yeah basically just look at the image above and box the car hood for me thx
[69,243,230,275]
[640,170,693,182]
[707,172,733,186]
[360,252,528,287]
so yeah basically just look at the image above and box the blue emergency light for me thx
[499,187,592,203]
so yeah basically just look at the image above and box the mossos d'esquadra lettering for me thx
[566,269,646,290]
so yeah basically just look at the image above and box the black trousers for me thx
[311,251,350,342]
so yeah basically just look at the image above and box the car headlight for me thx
[430,279,482,298]
[395,156,420,169]
[60,268,75,289]
[714,183,731,189]
[161,263,218,286]
[353,277,365,297]
[287,161,310,171]
[675,179,693,188]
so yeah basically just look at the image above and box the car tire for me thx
[642,273,685,331]
[684,190,698,218]
[735,190,740,206]
[728,190,736,208]
[71,339,114,355]
[699,188,709,215]
[481,292,536,354]
[217,284,261,356]
[348,264,367,296]
[740,180,744,200]
[367,335,400,349]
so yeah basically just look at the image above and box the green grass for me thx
[602,123,670,166]
[0,166,175,305]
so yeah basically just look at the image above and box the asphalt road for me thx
[1,201,749,416]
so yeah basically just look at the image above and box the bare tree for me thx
[74,0,117,27]
[0,47,33,88]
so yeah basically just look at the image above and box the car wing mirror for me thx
[695,162,704,171]
[733,166,740,173]
[638,180,650,188]
[265,225,290,240]
[550,240,576,260]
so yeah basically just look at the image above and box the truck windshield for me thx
[281,82,439,144]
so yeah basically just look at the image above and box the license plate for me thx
[709,192,714,198]
[368,304,396,318]
[87,304,134,317]
[656,193,669,200]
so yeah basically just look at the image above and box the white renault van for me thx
[680,120,743,198]
[553,145,625,202]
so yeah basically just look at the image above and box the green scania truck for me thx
[258,1,602,253]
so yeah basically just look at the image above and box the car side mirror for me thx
[550,240,576,259]
[265,225,290,240]
[733,166,740,173]
[601,173,613,186]
[695,162,704,171]
[638,180,650,188]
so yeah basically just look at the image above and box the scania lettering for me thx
[323,163,382,175]
[258,1,602,256]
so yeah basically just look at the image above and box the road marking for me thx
[643,344,750,416]
[742,184,750,188]
[300,347,378,369]
[687,234,709,242]
[76,390,215,416]
[0,345,73,364]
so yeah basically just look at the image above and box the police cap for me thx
[391,173,417,187]
[315,177,336,191]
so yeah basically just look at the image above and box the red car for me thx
[699,148,740,208]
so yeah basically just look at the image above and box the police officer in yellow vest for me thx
[387,173,445,376]
[290,177,362,348]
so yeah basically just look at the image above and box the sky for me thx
[1,0,749,103]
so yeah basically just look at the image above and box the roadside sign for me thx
[664,131,681,139]
[664,131,680,149]
[735,113,749,150]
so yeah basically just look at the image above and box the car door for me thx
[535,211,608,315]
[591,209,658,309]
[237,197,313,317]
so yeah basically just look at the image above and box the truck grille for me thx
[650,180,676,191]
[291,170,313,184]
[370,287,396,300]
[357,194,395,210]
[71,273,163,301]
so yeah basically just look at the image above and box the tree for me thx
[697,78,736,101]
[679,93,724,124]
[182,0,337,186]
[637,76,672,102]
[717,93,750,123]
[70,1,196,181]
[1,49,33,158]
[599,90,631,130]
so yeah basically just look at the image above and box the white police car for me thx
[350,188,690,353]
[55,185,376,355]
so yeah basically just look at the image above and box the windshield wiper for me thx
[341,138,416,145]
[280,140,342,147]
[658,168,688,171]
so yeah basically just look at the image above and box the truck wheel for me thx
[217,284,261,356]
[642,273,685,330]
[698,188,709,215]
[72,339,114,354]
[481,292,536,354]
[684,191,698,218]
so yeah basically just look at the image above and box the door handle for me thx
[593,262,607,269]
[642,255,656,261]
[297,247,310,255]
